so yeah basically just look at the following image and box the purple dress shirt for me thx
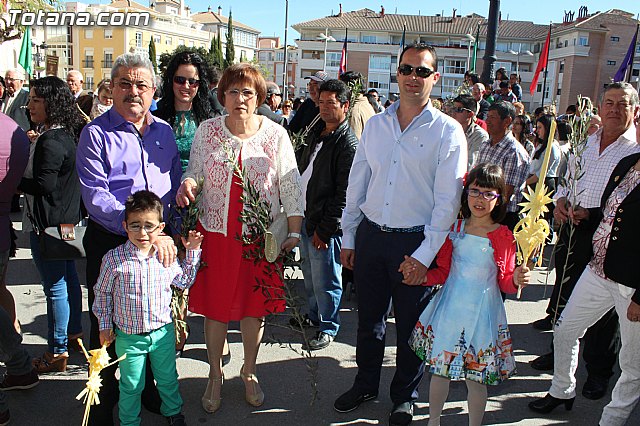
[0,113,29,252]
[77,108,181,235]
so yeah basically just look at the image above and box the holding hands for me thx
[398,255,428,286]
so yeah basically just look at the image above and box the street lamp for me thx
[32,41,48,78]
[508,45,533,75]
[463,33,475,71]
[317,28,335,71]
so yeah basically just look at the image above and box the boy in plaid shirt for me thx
[93,190,202,426]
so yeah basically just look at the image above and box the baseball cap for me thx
[304,70,329,82]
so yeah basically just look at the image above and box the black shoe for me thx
[532,315,554,331]
[289,314,319,328]
[530,352,554,371]
[167,413,186,426]
[307,332,334,351]
[528,394,574,414]
[0,409,9,426]
[582,376,609,400]
[334,387,378,413]
[389,402,414,425]
[0,368,39,391]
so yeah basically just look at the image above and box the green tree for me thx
[1,0,63,44]
[216,34,224,69]
[148,38,158,73]
[224,11,235,68]
[209,35,223,69]
[158,46,215,79]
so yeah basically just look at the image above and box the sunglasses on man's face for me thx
[173,76,201,87]
[397,64,435,78]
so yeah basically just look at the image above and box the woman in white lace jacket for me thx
[176,63,303,414]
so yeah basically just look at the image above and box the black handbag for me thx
[25,198,86,261]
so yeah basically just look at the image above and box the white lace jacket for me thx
[183,116,303,235]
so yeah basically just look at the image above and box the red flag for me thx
[530,25,551,95]
[339,29,348,75]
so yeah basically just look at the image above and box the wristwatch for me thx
[287,232,302,240]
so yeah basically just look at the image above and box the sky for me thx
[179,0,639,41]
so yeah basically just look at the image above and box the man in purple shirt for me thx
[0,113,29,335]
[77,53,181,426]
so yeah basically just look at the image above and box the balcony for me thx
[83,59,94,68]
[102,60,113,68]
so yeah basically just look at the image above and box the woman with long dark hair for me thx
[526,114,561,190]
[512,114,535,157]
[18,76,84,373]
[154,49,212,173]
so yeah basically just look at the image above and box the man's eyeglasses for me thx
[116,80,152,93]
[452,107,473,114]
[127,223,161,233]
[398,64,435,79]
[173,76,201,87]
[5,77,23,83]
[466,188,501,201]
[225,88,257,100]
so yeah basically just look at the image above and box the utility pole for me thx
[282,0,289,101]
[481,0,500,86]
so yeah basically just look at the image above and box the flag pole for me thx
[626,18,639,83]
[540,23,552,109]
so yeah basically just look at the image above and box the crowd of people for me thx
[0,41,639,426]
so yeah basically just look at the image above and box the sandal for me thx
[32,352,68,373]
[201,375,223,413]
[240,365,264,407]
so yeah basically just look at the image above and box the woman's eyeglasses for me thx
[466,188,501,200]
[397,64,435,78]
[225,89,257,100]
[173,76,201,87]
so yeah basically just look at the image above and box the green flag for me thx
[471,25,480,73]
[18,27,33,77]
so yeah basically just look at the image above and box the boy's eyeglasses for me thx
[397,64,435,78]
[466,188,501,201]
[127,223,161,233]
[173,76,201,87]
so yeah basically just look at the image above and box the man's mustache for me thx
[123,96,143,105]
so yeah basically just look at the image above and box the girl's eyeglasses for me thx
[466,188,501,200]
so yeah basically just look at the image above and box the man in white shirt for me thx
[335,43,467,425]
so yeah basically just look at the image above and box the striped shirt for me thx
[555,126,640,208]
[93,240,201,335]
[475,132,530,212]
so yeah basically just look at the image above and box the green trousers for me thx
[115,323,182,426]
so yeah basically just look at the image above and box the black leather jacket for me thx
[298,119,357,243]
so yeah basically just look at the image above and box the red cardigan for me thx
[424,224,518,294]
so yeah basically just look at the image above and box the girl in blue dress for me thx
[405,163,531,426]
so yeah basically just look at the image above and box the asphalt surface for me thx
[3,211,639,425]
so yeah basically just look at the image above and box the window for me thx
[84,53,94,68]
[135,32,143,48]
[537,83,542,93]
[166,36,172,45]
[579,36,588,46]
[103,52,113,68]
[559,62,564,73]
[326,52,341,68]
[607,60,616,66]
[240,50,247,61]
[441,78,462,96]
[276,51,284,61]
[104,29,113,39]
[557,88,562,95]
[564,40,568,47]
[153,34,161,43]
[444,59,466,75]
[179,39,184,46]
[633,69,640,77]
[85,29,93,39]
[85,76,94,92]
[368,72,390,91]
[362,35,377,43]
[611,36,620,42]
[369,54,391,71]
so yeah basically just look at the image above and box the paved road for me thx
[3,213,638,425]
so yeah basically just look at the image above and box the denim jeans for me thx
[30,232,82,354]
[298,223,342,336]
[0,289,33,412]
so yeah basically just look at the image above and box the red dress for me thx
[188,170,285,322]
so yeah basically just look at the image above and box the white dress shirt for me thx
[555,126,640,208]
[341,100,467,267]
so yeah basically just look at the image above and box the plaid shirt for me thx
[475,132,530,212]
[93,240,201,335]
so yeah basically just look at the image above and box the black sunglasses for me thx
[173,76,201,87]
[398,64,435,78]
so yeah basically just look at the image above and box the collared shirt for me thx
[475,132,530,212]
[342,100,467,267]
[465,122,489,170]
[77,108,182,235]
[93,240,201,334]
[555,126,640,208]
[2,91,17,114]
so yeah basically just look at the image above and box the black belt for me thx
[365,217,425,233]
